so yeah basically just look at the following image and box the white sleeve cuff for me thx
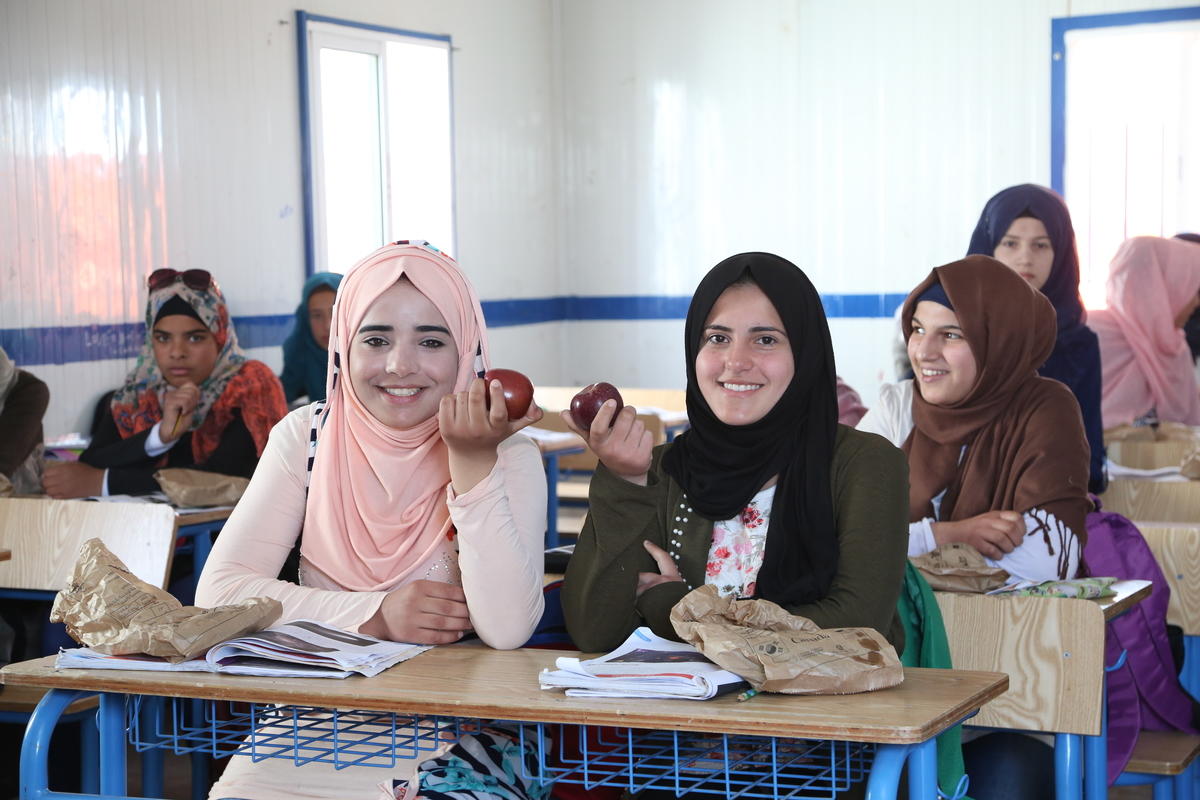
[100,469,110,497]
[144,421,178,457]
[908,517,938,557]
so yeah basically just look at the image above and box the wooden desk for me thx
[1099,478,1200,524]
[1107,439,1195,470]
[537,386,690,440]
[2,648,1007,800]
[935,583,1151,800]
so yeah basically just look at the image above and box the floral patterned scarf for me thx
[110,280,286,461]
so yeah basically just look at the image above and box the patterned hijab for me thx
[110,278,285,461]
[0,346,17,414]
[903,256,1091,560]
[662,253,840,606]
[301,242,490,592]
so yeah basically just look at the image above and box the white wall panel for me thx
[554,0,1192,403]
[1,0,560,437]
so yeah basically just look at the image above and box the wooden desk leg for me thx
[1055,732,1084,800]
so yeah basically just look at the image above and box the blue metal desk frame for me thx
[17,686,966,800]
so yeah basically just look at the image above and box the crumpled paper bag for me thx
[154,468,249,507]
[0,473,11,497]
[909,543,1010,593]
[669,584,903,695]
[50,538,281,662]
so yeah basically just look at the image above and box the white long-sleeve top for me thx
[857,380,1079,583]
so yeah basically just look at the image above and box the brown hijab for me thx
[902,256,1091,560]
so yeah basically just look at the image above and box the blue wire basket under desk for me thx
[123,696,872,797]
[518,722,873,799]
[127,695,463,769]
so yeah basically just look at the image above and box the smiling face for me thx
[152,315,220,387]
[695,282,794,426]
[907,300,979,406]
[993,216,1054,291]
[307,286,336,350]
[345,279,460,429]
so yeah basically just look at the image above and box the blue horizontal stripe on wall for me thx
[0,293,907,366]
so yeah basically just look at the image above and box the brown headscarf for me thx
[902,256,1091,563]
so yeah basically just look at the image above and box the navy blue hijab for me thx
[280,272,342,402]
[967,184,1106,492]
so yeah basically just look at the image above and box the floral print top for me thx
[705,485,776,598]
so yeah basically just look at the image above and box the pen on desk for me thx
[736,688,759,702]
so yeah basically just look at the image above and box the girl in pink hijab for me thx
[1089,236,1200,428]
[197,242,547,800]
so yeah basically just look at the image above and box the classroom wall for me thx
[1,0,1191,437]
[553,0,1193,404]
[0,0,562,436]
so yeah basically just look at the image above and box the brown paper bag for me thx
[669,584,903,694]
[50,538,281,662]
[0,473,11,497]
[909,543,1010,593]
[154,468,249,507]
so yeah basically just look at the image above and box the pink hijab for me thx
[302,242,490,592]
[1089,236,1200,426]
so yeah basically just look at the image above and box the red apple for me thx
[570,382,624,432]
[483,368,534,420]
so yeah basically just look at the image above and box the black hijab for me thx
[662,252,839,606]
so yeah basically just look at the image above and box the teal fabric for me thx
[898,562,972,799]
[280,272,341,402]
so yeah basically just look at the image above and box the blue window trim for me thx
[0,293,908,367]
[295,10,455,277]
[1051,5,1200,195]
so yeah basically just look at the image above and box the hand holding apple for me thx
[482,368,535,420]
[569,382,623,432]
[560,384,652,485]
[440,370,543,495]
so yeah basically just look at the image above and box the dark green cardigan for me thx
[562,425,910,654]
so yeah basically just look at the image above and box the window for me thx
[298,13,455,274]
[1053,10,1200,308]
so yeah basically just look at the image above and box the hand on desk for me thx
[932,510,1024,561]
[561,402,652,486]
[637,540,684,598]
[360,579,473,645]
[42,461,104,499]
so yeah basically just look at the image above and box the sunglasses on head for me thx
[147,268,214,292]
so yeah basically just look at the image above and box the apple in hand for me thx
[570,382,624,432]
[483,368,535,420]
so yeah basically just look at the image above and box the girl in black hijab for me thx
[561,253,909,654]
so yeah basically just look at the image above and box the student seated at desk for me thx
[561,252,909,655]
[967,183,1106,493]
[196,242,546,800]
[858,256,1091,584]
[1089,236,1200,429]
[43,270,287,498]
[279,271,341,404]
[0,345,49,495]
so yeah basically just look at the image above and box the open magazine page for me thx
[207,619,429,677]
[56,619,430,678]
[539,626,748,700]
